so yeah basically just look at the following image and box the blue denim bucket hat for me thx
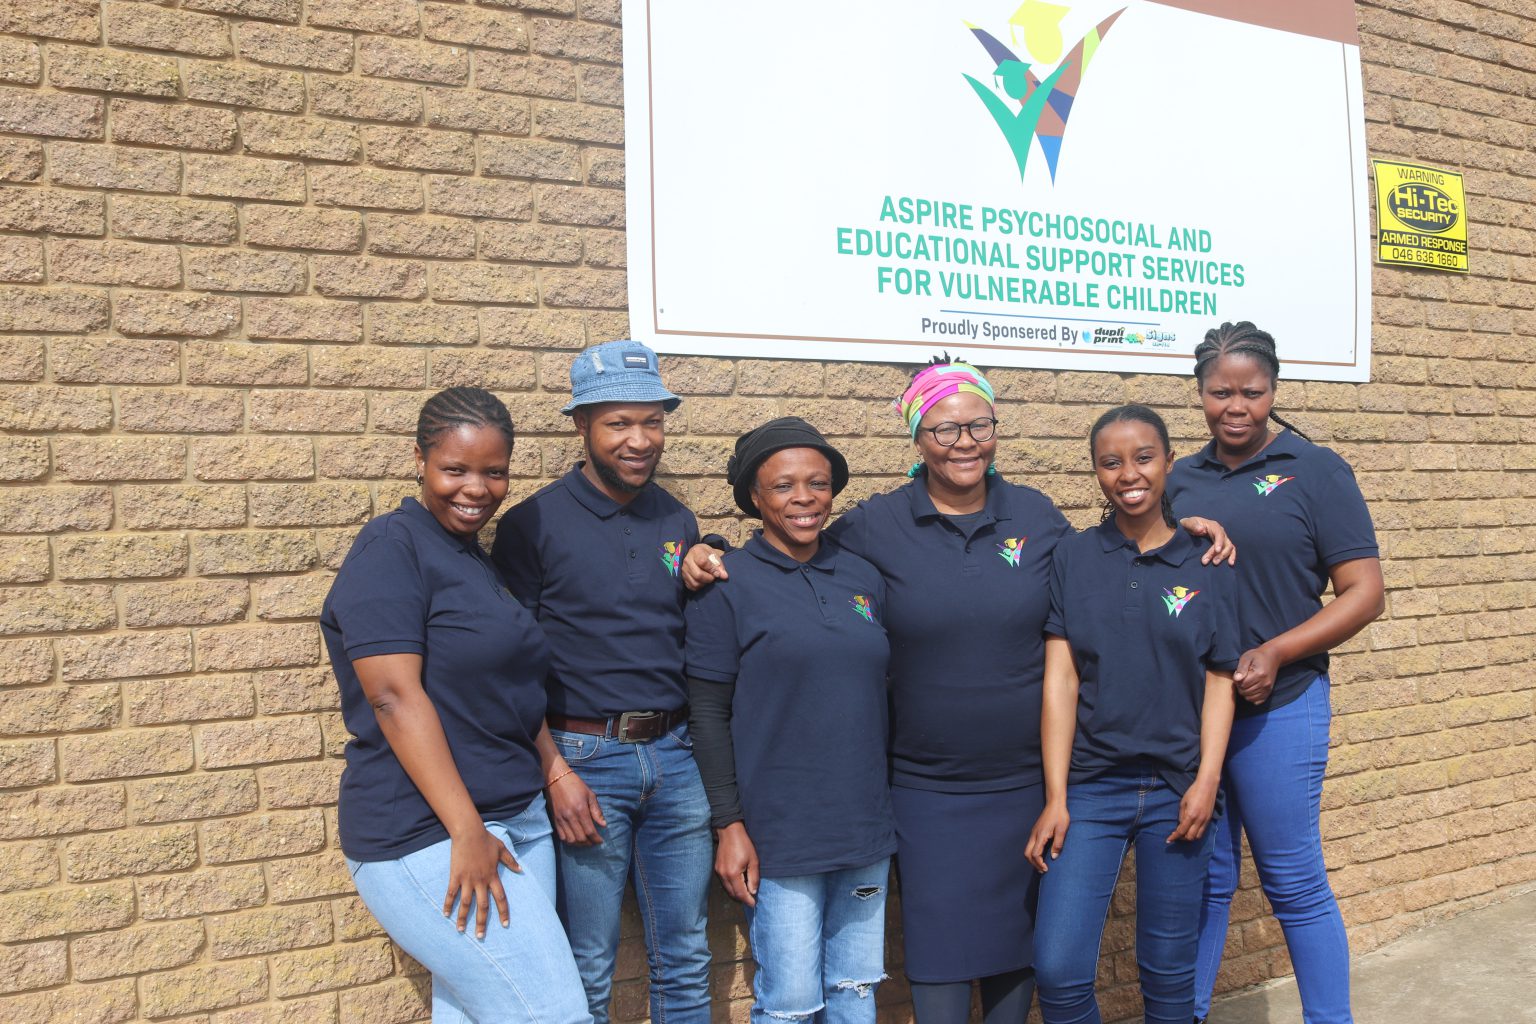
[560,340,681,415]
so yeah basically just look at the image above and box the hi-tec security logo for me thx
[964,2,1126,183]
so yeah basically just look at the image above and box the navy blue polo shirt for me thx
[685,535,896,878]
[323,497,551,861]
[826,472,1072,792]
[1167,430,1378,716]
[492,466,699,718]
[1045,522,1241,795]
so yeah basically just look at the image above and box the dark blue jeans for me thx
[1034,769,1216,1024]
[1194,676,1352,1023]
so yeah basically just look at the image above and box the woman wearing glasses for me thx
[685,357,1232,1024]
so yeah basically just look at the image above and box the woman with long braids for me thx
[322,387,590,1024]
[682,359,1235,1024]
[1170,322,1385,1024]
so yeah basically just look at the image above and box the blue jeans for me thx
[745,858,891,1024]
[1194,676,1351,1023]
[346,795,591,1024]
[1034,770,1216,1024]
[552,723,712,1024]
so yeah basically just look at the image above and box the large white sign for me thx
[624,0,1372,381]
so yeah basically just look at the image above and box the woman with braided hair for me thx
[1168,322,1385,1024]
[322,387,590,1024]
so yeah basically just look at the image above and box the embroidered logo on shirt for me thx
[850,594,876,623]
[1162,586,1200,618]
[659,540,685,577]
[996,537,1027,567]
[1252,474,1295,496]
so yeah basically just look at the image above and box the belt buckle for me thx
[616,710,660,743]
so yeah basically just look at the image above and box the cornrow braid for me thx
[1191,320,1312,441]
[1091,404,1177,528]
[416,387,516,455]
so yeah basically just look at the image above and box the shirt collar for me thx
[1094,517,1197,566]
[1191,428,1305,474]
[400,496,484,553]
[744,532,840,573]
[904,469,1013,525]
[560,463,661,520]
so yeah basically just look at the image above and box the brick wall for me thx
[0,1,1532,1021]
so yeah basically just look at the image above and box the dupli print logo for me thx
[1252,474,1294,497]
[850,594,876,623]
[659,540,685,577]
[1162,585,1199,618]
[996,537,1027,567]
[964,2,1126,183]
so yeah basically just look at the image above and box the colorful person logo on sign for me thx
[659,540,685,577]
[964,2,1126,183]
[1252,474,1295,496]
[1162,585,1199,618]
[996,537,1027,567]
[850,594,876,623]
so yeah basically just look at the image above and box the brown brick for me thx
[60,727,194,782]
[256,666,340,712]
[427,175,532,220]
[482,221,582,263]
[192,437,313,481]
[185,153,305,201]
[219,993,341,1024]
[313,255,427,299]
[367,213,476,258]
[126,674,257,724]
[537,184,624,228]
[0,285,109,333]
[431,263,536,304]
[365,126,474,173]
[476,51,576,99]
[0,486,112,534]
[0,37,40,85]
[131,771,259,824]
[114,292,240,337]
[424,3,526,50]
[359,37,469,85]
[364,303,477,347]
[273,938,393,997]
[579,64,624,107]
[0,881,134,941]
[239,112,361,163]
[0,640,63,687]
[63,823,198,881]
[479,308,585,349]
[0,740,55,789]
[117,386,245,432]
[237,23,353,72]
[312,345,425,388]
[250,391,366,433]
[268,850,353,902]
[48,141,180,192]
[316,437,414,478]
[258,760,342,808]
[430,349,536,390]
[0,938,66,993]
[480,136,581,181]
[0,0,98,41]
[51,339,182,387]
[0,384,113,431]
[196,622,320,671]
[50,239,182,288]
[198,716,322,768]
[533,99,623,145]
[0,539,49,584]
[0,90,103,139]
[0,784,124,841]
[184,0,301,20]
[337,977,429,1024]
[581,228,624,268]
[189,343,310,386]
[0,338,43,381]
[308,0,419,35]
[203,809,326,864]
[141,959,269,1018]
[252,573,333,619]
[210,903,331,959]
[184,60,306,112]
[0,138,43,182]
[0,980,137,1024]
[118,484,247,530]
[112,98,238,150]
[0,840,57,894]
[105,2,232,57]
[311,76,423,124]
[426,87,530,134]
[0,235,42,283]
[540,267,625,307]
[192,532,316,576]
[186,250,307,293]
[531,16,621,62]
[139,863,266,919]
[247,297,363,343]
[112,195,238,245]
[311,165,423,211]
[71,920,205,981]
[0,187,104,234]
[54,534,188,582]
[0,438,49,482]
[250,483,369,527]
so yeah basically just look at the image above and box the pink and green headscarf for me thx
[894,360,996,439]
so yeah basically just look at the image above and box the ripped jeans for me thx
[745,858,890,1024]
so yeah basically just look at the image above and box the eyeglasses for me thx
[917,417,998,446]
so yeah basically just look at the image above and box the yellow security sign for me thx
[1373,160,1468,273]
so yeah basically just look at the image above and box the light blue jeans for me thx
[345,794,591,1024]
[1194,676,1352,1023]
[551,723,713,1024]
[744,858,891,1024]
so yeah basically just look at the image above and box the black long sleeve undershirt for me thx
[686,674,743,829]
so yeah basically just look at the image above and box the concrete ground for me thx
[1209,888,1536,1023]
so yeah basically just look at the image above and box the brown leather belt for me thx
[547,708,687,743]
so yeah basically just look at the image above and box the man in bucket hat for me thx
[493,340,712,1024]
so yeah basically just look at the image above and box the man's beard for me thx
[589,447,655,494]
